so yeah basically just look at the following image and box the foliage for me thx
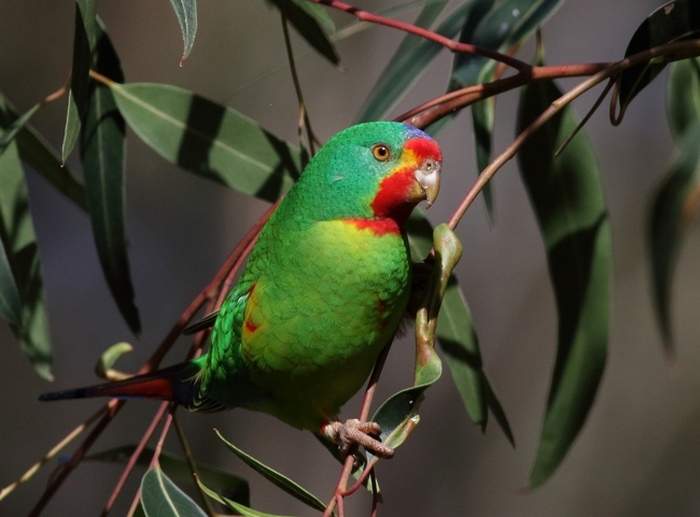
[2,0,700,515]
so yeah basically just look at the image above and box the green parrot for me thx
[41,121,443,457]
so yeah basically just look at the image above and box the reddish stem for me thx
[310,0,530,71]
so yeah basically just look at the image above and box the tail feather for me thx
[39,362,201,407]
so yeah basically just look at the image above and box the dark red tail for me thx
[39,362,200,406]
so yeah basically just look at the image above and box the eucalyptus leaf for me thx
[648,57,700,350]
[169,0,198,63]
[648,123,700,350]
[517,71,611,488]
[87,445,250,505]
[214,428,325,512]
[140,467,207,517]
[0,100,53,380]
[62,0,96,162]
[0,102,40,153]
[81,19,140,333]
[198,479,296,517]
[269,0,339,65]
[356,0,450,121]
[107,81,301,202]
[616,0,700,122]
[0,239,21,326]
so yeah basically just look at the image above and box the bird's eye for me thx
[371,144,391,162]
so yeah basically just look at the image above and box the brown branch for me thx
[309,0,530,72]
[323,345,391,517]
[445,38,700,231]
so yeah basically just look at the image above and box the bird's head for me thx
[297,121,443,224]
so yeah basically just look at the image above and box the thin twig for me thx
[446,39,700,230]
[323,345,391,517]
[173,413,217,516]
[0,406,105,502]
[281,13,316,156]
[310,0,530,72]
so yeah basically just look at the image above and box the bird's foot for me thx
[321,419,394,459]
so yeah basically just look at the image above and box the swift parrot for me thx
[41,121,443,458]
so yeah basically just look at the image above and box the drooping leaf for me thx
[198,479,296,517]
[406,213,512,443]
[62,0,97,162]
[356,0,452,121]
[0,102,40,154]
[107,81,301,202]
[517,70,611,488]
[168,0,198,64]
[81,19,140,333]
[648,122,700,350]
[615,0,700,122]
[0,239,21,326]
[87,445,250,505]
[648,58,700,349]
[140,467,207,517]
[449,0,565,209]
[269,0,339,65]
[214,429,325,512]
[0,101,52,380]
[667,57,700,139]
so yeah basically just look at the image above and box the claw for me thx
[321,418,394,459]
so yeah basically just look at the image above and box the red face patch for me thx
[343,217,401,236]
[405,137,442,162]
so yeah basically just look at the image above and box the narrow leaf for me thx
[108,81,301,202]
[0,239,21,325]
[81,19,140,333]
[356,0,451,121]
[269,0,339,65]
[648,123,700,349]
[667,56,700,139]
[0,100,52,380]
[168,0,198,64]
[0,102,40,153]
[88,445,250,505]
[62,0,97,162]
[140,467,207,517]
[214,429,325,512]
[616,0,700,121]
[198,479,296,517]
[517,72,611,487]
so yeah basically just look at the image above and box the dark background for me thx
[2,1,700,515]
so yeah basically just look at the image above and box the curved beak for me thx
[414,158,441,208]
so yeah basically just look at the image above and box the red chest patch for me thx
[342,217,401,236]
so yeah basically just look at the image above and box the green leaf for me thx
[0,102,40,153]
[517,71,611,487]
[356,0,451,121]
[616,0,700,121]
[667,57,700,139]
[648,57,700,350]
[0,238,21,326]
[438,278,514,445]
[168,0,198,64]
[214,429,325,512]
[88,445,250,505]
[198,479,296,517]
[648,123,700,350]
[62,0,97,162]
[406,213,512,443]
[269,0,339,65]
[108,82,301,202]
[0,101,52,380]
[140,467,207,517]
[81,19,140,333]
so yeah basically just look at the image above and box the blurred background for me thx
[2,1,700,515]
